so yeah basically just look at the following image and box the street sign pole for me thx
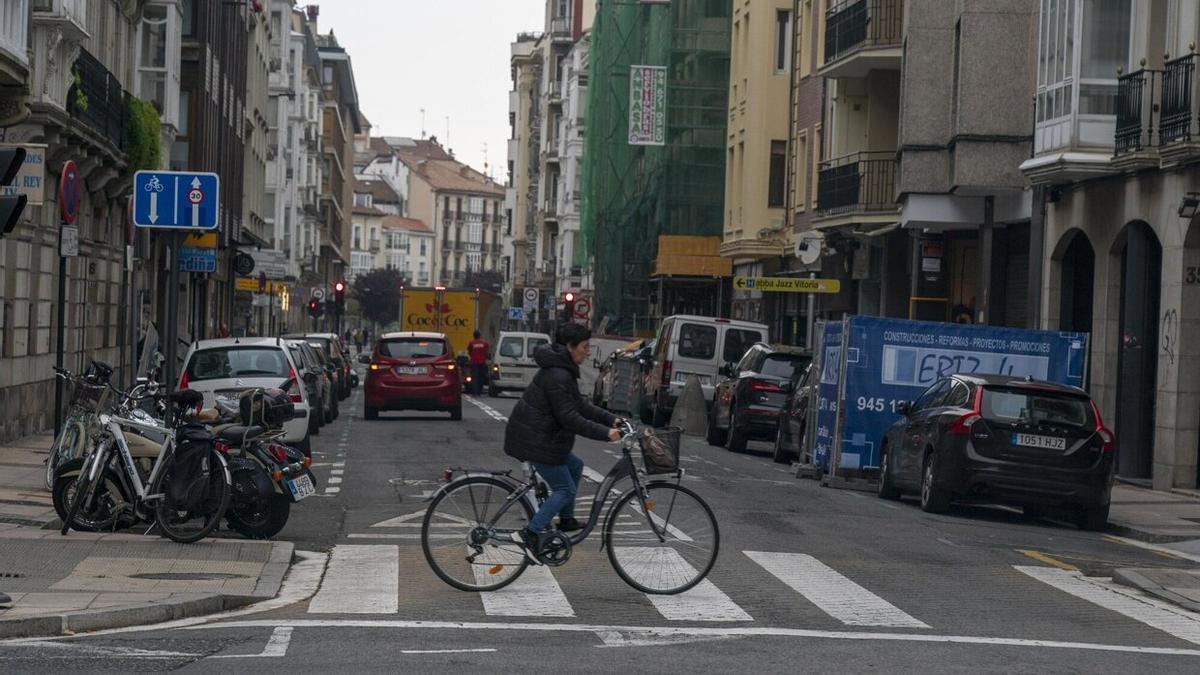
[806,272,817,349]
[53,160,81,438]
[163,230,182,424]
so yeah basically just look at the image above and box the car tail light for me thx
[949,387,984,436]
[661,359,672,386]
[750,379,782,392]
[179,371,189,389]
[369,362,381,371]
[1090,401,1114,452]
[287,368,303,402]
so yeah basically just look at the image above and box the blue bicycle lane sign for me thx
[132,170,220,230]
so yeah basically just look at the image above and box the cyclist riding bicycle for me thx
[504,323,621,558]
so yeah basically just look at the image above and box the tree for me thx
[352,267,407,327]
[463,269,504,293]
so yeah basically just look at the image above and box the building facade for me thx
[1021,0,1199,490]
[507,33,541,299]
[723,0,794,331]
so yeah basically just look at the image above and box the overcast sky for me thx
[314,1,545,181]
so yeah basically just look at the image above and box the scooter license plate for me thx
[287,474,316,501]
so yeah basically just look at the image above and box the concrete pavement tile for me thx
[86,592,174,608]
[4,592,99,609]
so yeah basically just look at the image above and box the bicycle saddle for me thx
[168,389,204,408]
[211,424,268,447]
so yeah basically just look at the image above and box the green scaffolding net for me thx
[581,0,731,334]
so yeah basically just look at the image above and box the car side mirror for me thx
[896,400,912,415]
[358,353,371,364]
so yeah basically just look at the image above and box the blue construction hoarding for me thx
[816,315,1089,472]
[812,321,842,470]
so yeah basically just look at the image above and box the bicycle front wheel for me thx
[46,419,87,489]
[604,482,719,595]
[153,449,232,544]
[421,476,533,592]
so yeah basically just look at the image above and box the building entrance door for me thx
[1115,222,1161,481]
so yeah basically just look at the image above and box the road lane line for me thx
[613,547,751,622]
[401,648,498,654]
[211,626,293,659]
[1015,566,1200,645]
[308,545,399,614]
[473,564,575,618]
[185,619,1200,657]
[1016,549,1077,571]
[744,551,929,629]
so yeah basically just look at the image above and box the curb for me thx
[1106,521,1200,544]
[0,540,294,639]
[1112,568,1200,613]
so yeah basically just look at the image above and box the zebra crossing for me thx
[305,543,1200,648]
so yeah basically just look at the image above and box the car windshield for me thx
[380,338,447,359]
[186,347,290,381]
[761,354,808,379]
[981,387,1093,428]
[499,337,523,358]
[306,345,330,365]
[528,337,550,354]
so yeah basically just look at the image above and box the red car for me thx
[363,332,462,421]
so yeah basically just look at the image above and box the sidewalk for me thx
[0,432,57,528]
[0,525,292,638]
[1107,483,1200,542]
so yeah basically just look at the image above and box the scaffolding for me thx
[581,0,731,334]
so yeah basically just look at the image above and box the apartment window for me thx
[456,197,463,218]
[795,131,809,211]
[181,0,194,37]
[443,196,451,219]
[768,141,786,208]
[775,10,792,73]
[420,239,427,256]
[323,65,333,92]
[556,0,568,18]
[353,193,371,207]
[1078,0,1131,114]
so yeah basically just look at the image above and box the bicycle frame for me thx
[79,412,177,520]
[474,445,677,549]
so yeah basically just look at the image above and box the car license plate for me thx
[287,474,316,501]
[1012,433,1066,450]
[395,366,427,375]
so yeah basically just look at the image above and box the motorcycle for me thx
[210,386,317,539]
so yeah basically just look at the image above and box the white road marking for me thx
[185,619,1200,657]
[744,551,929,629]
[614,547,750,622]
[0,643,196,659]
[328,477,343,485]
[402,648,498,654]
[348,533,459,540]
[333,462,345,467]
[211,627,293,659]
[595,629,744,648]
[309,545,399,614]
[325,487,340,494]
[1016,566,1200,645]
[331,469,344,476]
[474,564,575,618]
[466,397,509,422]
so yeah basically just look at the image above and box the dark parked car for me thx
[878,374,1114,530]
[706,343,811,453]
[287,333,351,401]
[772,362,817,465]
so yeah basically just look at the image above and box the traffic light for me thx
[562,291,576,323]
[333,280,346,310]
[0,147,28,239]
[308,299,321,318]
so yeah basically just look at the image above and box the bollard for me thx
[669,374,708,436]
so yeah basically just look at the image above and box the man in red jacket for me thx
[467,331,490,396]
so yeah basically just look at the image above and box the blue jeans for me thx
[528,453,584,532]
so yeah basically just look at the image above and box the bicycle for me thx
[53,366,232,544]
[421,421,718,595]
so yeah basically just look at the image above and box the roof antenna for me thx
[419,108,426,139]
[445,116,450,148]
[482,141,489,176]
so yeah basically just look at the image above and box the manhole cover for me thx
[130,572,247,581]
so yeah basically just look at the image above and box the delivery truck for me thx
[397,288,503,357]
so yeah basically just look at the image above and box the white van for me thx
[642,315,768,426]
[488,331,552,397]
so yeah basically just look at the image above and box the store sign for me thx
[0,143,46,205]
[628,65,666,146]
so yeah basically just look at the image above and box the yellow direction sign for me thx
[733,276,841,294]
[236,277,284,293]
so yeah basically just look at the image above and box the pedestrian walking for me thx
[467,330,491,396]
[354,328,364,355]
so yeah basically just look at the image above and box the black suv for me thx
[706,343,811,454]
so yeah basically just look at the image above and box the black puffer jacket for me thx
[504,344,616,465]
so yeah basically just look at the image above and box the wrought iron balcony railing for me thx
[68,47,126,150]
[824,0,903,65]
[1160,54,1197,145]
[1114,69,1162,155]
[816,151,897,215]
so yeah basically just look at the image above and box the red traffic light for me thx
[564,292,575,303]
[333,280,346,294]
[308,299,318,309]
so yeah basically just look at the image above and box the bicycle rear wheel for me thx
[46,419,87,489]
[604,482,719,595]
[422,476,533,592]
[153,449,232,544]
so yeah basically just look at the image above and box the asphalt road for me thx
[3,374,1200,673]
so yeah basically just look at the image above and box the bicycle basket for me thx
[639,426,681,475]
[66,378,108,412]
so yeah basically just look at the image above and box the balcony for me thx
[1112,68,1162,170]
[369,238,380,253]
[441,238,452,252]
[1159,54,1200,163]
[68,48,127,151]
[0,0,30,85]
[821,0,903,79]
[549,16,571,43]
[814,151,898,229]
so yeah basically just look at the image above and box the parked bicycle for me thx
[421,421,718,595]
[52,364,232,544]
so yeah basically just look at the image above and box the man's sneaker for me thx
[508,528,542,564]
[557,517,583,533]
